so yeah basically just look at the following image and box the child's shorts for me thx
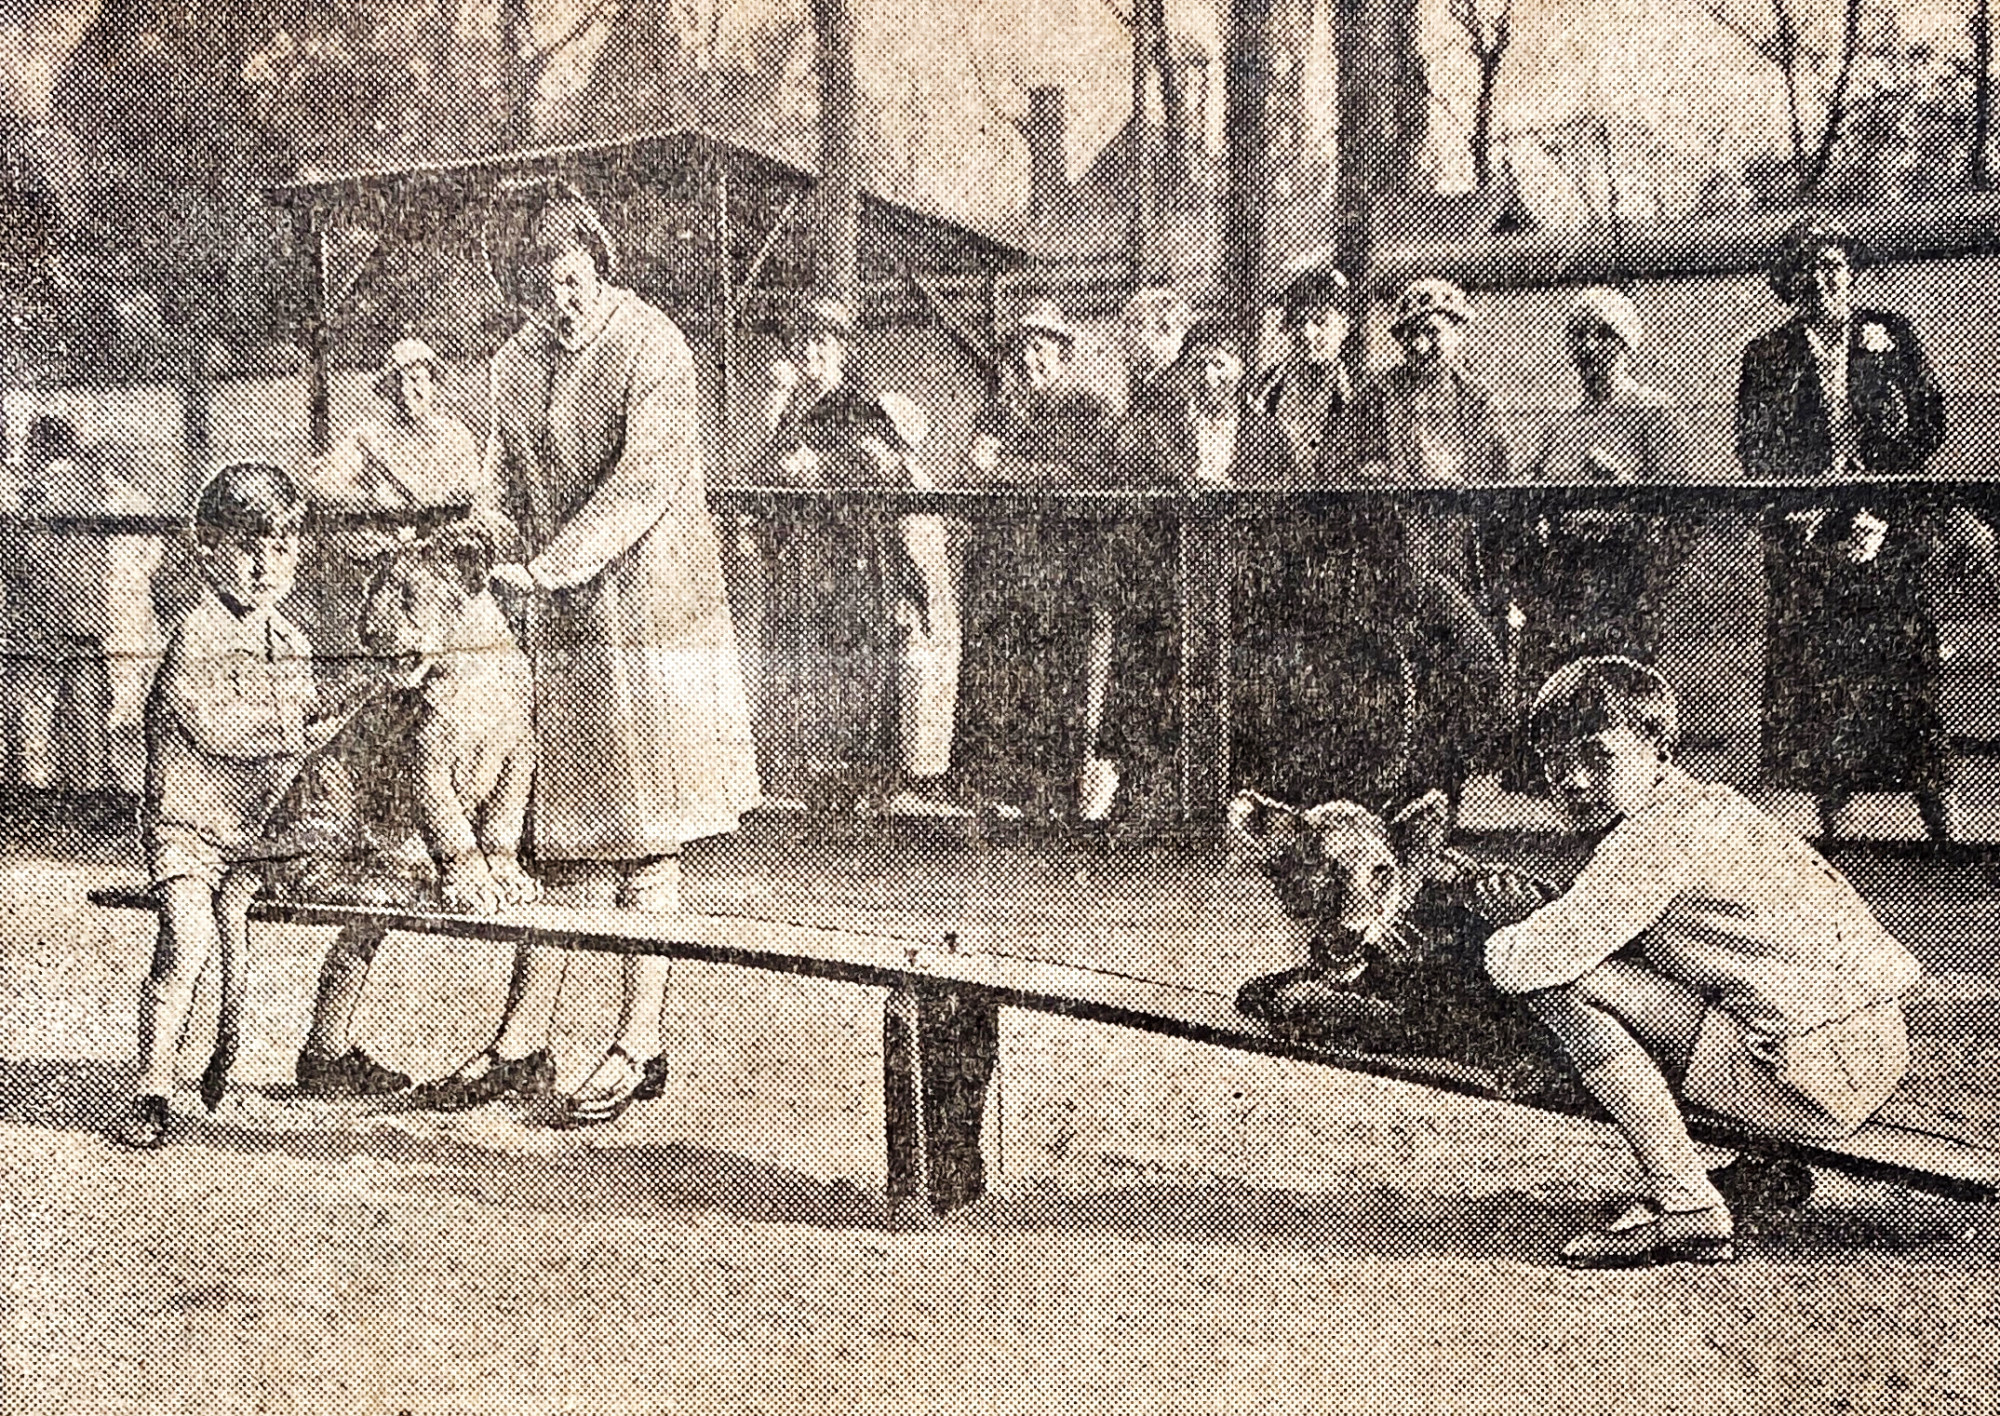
[146,821,285,893]
[1681,999,1908,1141]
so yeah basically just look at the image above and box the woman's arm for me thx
[526,318,699,591]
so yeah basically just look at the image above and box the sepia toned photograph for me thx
[1,0,1998,1410]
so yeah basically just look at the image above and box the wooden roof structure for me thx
[267,128,1029,449]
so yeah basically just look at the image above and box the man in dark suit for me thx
[1736,217,1953,840]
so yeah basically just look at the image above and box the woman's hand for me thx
[490,562,537,595]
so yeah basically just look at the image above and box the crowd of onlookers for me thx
[1,209,1992,846]
[49,183,1973,1168]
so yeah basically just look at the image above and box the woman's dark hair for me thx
[1528,656,1679,758]
[192,463,305,544]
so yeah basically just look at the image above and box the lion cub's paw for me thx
[488,857,542,907]
[439,857,505,916]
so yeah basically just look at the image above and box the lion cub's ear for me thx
[1226,790,1304,871]
[1386,789,1451,877]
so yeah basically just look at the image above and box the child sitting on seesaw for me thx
[1475,656,1920,1268]
[110,465,398,1150]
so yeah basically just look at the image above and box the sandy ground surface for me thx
[4,823,2000,1416]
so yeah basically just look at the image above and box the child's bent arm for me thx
[1484,827,1682,994]
[158,655,308,759]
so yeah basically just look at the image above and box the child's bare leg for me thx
[135,878,219,1099]
[199,870,260,1111]
[1526,959,1720,1214]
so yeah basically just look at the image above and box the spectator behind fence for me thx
[1245,262,1352,486]
[10,410,163,798]
[1496,287,1702,790]
[955,300,1120,820]
[1319,279,1507,805]
[417,184,761,1128]
[291,336,504,1102]
[756,295,962,818]
[1736,217,1953,841]
[1086,287,1199,823]
[297,337,493,659]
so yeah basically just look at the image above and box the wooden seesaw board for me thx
[89,885,2000,1207]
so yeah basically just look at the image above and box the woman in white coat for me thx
[414,185,761,1125]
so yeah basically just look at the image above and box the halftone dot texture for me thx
[11,12,2000,1409]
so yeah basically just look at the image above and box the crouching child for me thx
[110,465,398,1149]
[1477,657,1919,1267]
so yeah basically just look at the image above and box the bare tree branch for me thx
[1802,0,1865,195]
[1094,0,1135,31]
[1450,0,1513,188]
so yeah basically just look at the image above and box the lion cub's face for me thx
[358,529,495,666]
[1229,790,1451,982]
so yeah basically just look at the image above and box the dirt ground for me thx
[4,827,2000,1416]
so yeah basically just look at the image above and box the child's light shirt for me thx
[1485,766,1920,1038]
[143,586,316,856]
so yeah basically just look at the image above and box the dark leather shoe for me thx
[297,1047,414,1100]
[411,1048,556,1112]
[631,1053,671,1102]
[108,1095,170,1150]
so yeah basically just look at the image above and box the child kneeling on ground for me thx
[1476,656,1919,1268]
[110,465,394,1149]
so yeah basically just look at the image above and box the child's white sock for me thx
[1578,1051,1726,1215]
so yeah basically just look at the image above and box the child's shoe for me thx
[1559,1199,1735,1269]
[296,1047,413,1100]
[108,1095,170,1150]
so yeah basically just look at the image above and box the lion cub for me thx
[285,526,540,1097]
[1228,789,1572,1102]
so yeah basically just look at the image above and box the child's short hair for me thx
[193,464,305,545]
[1528,656,1679,758]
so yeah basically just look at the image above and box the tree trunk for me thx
[1800,0,1863,200]
[1334,0,1426,368]
[1973,0,1993,190]
[1129,0,1163,282]
[810,0,862,307]
[1223,0,1278,360]
[500,0,538,149]
[1470,52,1501,190]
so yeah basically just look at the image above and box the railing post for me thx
[1177,495,1232,825]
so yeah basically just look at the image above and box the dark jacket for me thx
[1737,308,1951,796]
[1735,309,1945,480]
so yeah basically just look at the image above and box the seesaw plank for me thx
[88,888,2000,1202]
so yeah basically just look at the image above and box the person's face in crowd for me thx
[393,362,437,425]
[1568,320,1631,398]
[1395,313,1466,375]
[1193,344,1242,415]
[796,331,847,396]
[202,528,301,616]
[1291,304,1349,367]
[526,238,603,342]
[1540,724,1664,832]
[1802,245,1854,327]
[1122,303,1187,384]
[1020,332,1070,392]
